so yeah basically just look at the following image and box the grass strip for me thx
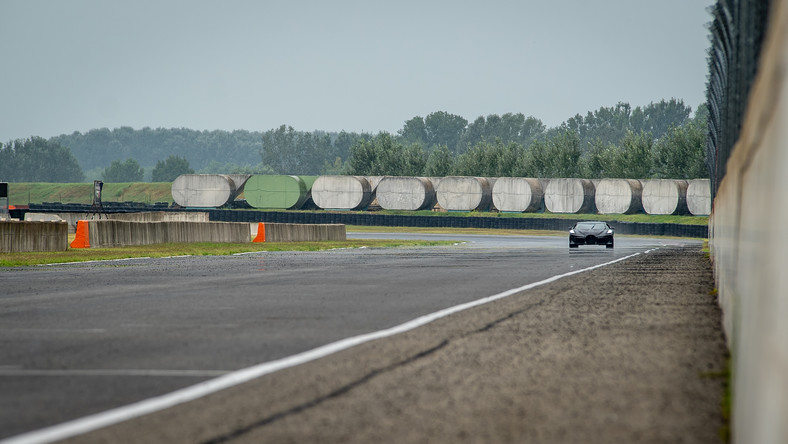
[347,225,564,236]
[0,239,458,267]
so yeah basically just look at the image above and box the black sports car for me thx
[569,221,614,248]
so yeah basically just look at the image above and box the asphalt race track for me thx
[0,233,704,441]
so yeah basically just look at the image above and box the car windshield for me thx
[575,222,606,230]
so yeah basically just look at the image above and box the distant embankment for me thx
[7,183,173,206]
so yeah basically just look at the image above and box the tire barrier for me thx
[492,177,544,213]
[686,179,712,216]
[641,180,689,215]
[376,176,436,211]
[205,209,707,238]
[21,203,707,238]
[1,220,68,252]
[594,179,643,215]
[436,176,493,211]
[311,175,373,210]
[544,178,596,213]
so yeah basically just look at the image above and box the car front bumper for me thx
[570,235,614,245]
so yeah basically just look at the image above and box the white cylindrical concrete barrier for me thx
[311,175,373,210]
[595,179,643,214]
[687,179,712,216]
[376,176,436,211]
[492,177,544,212]
[171,174,236,208]
[544,178,595,213]
[435,176,492,211]
[244,175,309,209]
[365,176,384,193]
[642,179,689,215]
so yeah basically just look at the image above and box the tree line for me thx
[0,99,707,182]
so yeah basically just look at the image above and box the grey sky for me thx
[0,1,712,141]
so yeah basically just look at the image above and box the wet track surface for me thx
[0,233,702,440]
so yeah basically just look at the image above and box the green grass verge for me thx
[371,209,708,225]
[0,239,458,267]
[348,225,564,236]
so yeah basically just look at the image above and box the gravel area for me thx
[69,246,727,444]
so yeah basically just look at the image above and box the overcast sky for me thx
[0,1,712,141]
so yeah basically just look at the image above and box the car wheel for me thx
[569,243,578,248]
[606,241,614,249]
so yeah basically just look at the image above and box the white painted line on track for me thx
[2,250,643,444]
[38,257,151,266]
[0,369,228,377]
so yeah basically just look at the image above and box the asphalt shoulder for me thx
[70,246,728,444]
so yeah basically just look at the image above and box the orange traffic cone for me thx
[70,220,90,248]
[252,222,266,243]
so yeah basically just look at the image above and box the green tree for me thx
[424,144,454,176]
[260,125,335,174]
[424,111,468,153]
[0,137,84,182]
[630,98,692,140]
[398,116,428,146]
[102,158,144,182]
[597,131,654,179]
[653,122,707,179]
[452,140,526,177]
[151,155,194,182]
[523,130,583,178]
[346,133,426,176]
[457,113,545,153]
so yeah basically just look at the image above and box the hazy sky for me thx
[0,1,712,141]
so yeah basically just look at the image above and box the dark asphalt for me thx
[0,233,699,440]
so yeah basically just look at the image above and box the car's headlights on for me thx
[607,229,613,234]
[569,229,575,234]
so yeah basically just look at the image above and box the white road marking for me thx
[0,369,228,377]
[38,257,151,266]
[2,251,643,444]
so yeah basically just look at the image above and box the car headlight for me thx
[607,229,613,234]
[569,229,575,234]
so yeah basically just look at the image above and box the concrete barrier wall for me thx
[436,176,492,211]
[86,220,250,248]
[641,179,689,215]
[167,174,711,216]
[686,179,712,216]
[171,174,238,208]
[491,177,543,213]
[0,220,68,252]
[244,175,310,209]
[312,176,373,210]
[710,2,788,442]
[53,212,210,233]
[263,223,346,242]
[544,178,595,213]
[376,176,436,211]
[595,179,643,214]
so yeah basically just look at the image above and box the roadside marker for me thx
[70,221,89,248]
[252,222,266,243]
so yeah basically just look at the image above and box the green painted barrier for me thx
[244,175,310,209]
